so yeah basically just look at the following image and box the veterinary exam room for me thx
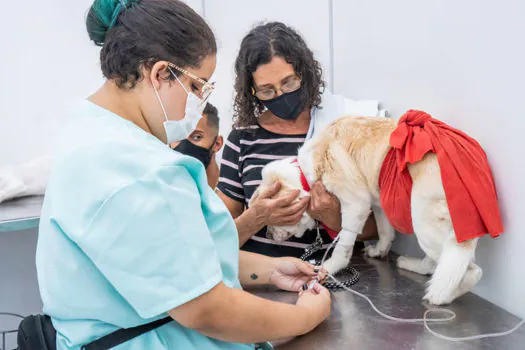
[1,0,524,349]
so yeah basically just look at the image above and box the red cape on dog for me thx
[379,110,503,243]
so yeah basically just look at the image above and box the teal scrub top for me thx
[36,100,253,350]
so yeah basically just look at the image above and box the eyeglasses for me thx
[252,76,302,101]
[168,62,215,102]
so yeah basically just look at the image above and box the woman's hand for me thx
[269,257,327,292]
[233,183,309,247]
[295,282,332,332]
[250,182,310,228]
[306,182,342,232]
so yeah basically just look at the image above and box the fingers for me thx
[299,279,330,298]
[310,182,336,205]
[268,196,309,227]
[275,209,307,226]
[273,189,301,207]
[259,181,281,199]
[296,260,318,277]
[311,181,323,194]
[311,281,330,296]
[309,263,328,282]
[277,196,310,217]
[310,181,327,199]
[299,280,311,295]
[307,182,322,214]
[317,268,328,282]
[300,280,316,295]
[299,286,306,296]
[307,182,341,224]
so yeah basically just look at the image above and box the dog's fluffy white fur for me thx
[253,116,482,305]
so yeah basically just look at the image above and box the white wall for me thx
[332,0,525,318]
[182,0,203,16]
[0,0,102,165]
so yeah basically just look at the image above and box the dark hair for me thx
[233,22,325,129]
[86,0,217,89]
[203,103,219,130]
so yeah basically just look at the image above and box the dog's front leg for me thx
[323,229,358,274]
[323,199,371,274]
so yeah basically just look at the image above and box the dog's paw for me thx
[422,288,455,306]
[322,258,346,275]
[396,256,412,270]
[423,281,454,305]
[396,256,424,273]
[364,243,388,259]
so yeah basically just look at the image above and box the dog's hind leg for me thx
[423,233,476,305]
[448,257,482,301]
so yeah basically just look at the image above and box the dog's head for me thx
[249,158,316,241]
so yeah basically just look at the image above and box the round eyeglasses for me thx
[168,62,215,102]
[253,76,301,101]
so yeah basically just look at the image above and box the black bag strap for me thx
[81,317,172,350]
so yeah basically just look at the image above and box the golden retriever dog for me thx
[252,115,500,305]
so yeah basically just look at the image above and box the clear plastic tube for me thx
[327,274,455,323]
[423,309,525,341]
[320,233,524,340]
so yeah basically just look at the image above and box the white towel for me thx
[307,90,387,140]
[0,155,52,203]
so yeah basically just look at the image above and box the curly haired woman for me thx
[217,22,380,259]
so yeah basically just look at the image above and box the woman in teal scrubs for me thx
[35,1,330,349]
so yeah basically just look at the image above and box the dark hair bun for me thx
[86,0,137,46]
[85,0,216,89]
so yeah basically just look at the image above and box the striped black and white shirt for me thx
[217,124,333,258]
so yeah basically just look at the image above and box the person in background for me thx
[217,22,379,258]
[35,2,330,349]
[172,103,223,188]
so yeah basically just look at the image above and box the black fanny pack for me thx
[17,314,172,350]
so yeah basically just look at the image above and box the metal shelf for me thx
[0,196,44,233]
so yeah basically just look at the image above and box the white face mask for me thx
[153,67,207,144]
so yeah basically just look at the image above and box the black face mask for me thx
[260,88,305,121]
[174,139,214,168]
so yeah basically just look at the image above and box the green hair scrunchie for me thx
[87,0,141,46]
